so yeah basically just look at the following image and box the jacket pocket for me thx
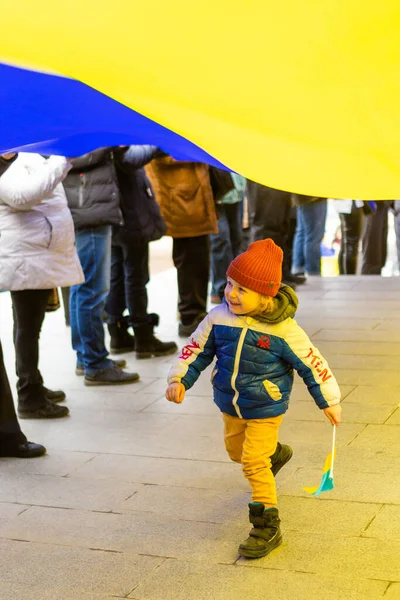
[262,379,282,401]
[210,367,218,383]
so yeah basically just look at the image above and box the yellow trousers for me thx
[222,412,284,507]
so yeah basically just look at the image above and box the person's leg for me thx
[394,206,400,269]
[210,206,233,300]
[238,415,284,558]
[241,416,283,507]
[292,206,306,274]
[0,339,26,447]
[11,289,49,410]
[339,206,363,275]
[0,337,46,456]
[222,412,247,463]
[122,241,150,328]
[173,235,209,333]
[104,240,136,354]
[105,242,128,324]
[361,203,389,274]
[71,226,114,375]
[11,289,69,418]
[303,200,327,275]
[226,202,244,259]
[114,239,177,358]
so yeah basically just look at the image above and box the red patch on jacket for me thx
[256,335,271,349]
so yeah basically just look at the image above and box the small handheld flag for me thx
[303,425,336,497]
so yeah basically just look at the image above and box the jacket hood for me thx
[256,284,298,324]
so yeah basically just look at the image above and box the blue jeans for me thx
[210,203,243,298]
[70,226,114,375]
[292,201,327,275]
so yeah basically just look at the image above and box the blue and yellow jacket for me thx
[168,286,341,419]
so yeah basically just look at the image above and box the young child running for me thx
[166,239,341,559]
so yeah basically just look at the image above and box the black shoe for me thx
[281,278,297,290]
[84,365,140,386]
[18,399,70,419]
[43,387,66,403]
[270,443,293,477]
[0,442,46,458]
[108,319,136,354]
[75,359,127,376]
[134,323,177,359]
[289,273,307,285]
[178,314,206,337]
[238,504,282,559]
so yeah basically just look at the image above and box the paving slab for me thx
[0,581,125,600]
[237,531,400,581]
[0,505,239,563]
[0,451,98,479]
[0,540,162,597]
[0,473,143,512]
[130,558,388,600]
[277,466,400,504]
[385,583,400,599]
[343,385,400,406]
[71,453,247,491]
[363,505,400,540]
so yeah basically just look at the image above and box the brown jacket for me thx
[145,157,218,238]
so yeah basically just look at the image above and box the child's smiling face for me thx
[224,277,263,315]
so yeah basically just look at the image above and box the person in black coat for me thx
[105,145,177,358]
[0,154,45,458]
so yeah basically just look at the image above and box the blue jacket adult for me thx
[168,286,341,419]
[113,145,166,245]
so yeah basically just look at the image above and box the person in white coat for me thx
[0,153,84,419]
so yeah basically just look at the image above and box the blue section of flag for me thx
[311,470,334,497]
[0,62,228,167]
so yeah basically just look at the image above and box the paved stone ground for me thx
[0,261,399,600]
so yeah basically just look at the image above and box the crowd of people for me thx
[1,146,396,558]
[0,147,393,454]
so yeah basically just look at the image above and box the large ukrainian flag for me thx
[0,1,400,198]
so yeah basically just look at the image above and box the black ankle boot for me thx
[270,442,293,476]
[108,318,136,354]
[238,503,282,558]
[133,323,177,359]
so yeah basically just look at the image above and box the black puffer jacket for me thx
[63,148,122,230]
[113,145,166,245]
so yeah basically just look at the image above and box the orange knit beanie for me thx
[226,239,283,297]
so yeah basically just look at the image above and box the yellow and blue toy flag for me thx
[1,2,400,198]
[303,426,336,497]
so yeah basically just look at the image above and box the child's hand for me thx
[323,404,342,425]
[166,382,185,404]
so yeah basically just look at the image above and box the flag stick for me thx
[330,424,336,478]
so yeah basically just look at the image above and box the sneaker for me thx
[0,442,46,458]
[18,399,70,419]
[238,504,282,559]
[84,365,140,386]
[210,295,223,305]
[75,359,127,376]
[43,387,66,403]
[270,443,293,477]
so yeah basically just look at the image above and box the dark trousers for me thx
[0,339,26,453]
[105,235,150,327]
[361,203,389,275]
[172,235,210,326]
[210,203,243,298]
[338,204,363,275]
[247,183,292,276]
[11,289,49,409]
